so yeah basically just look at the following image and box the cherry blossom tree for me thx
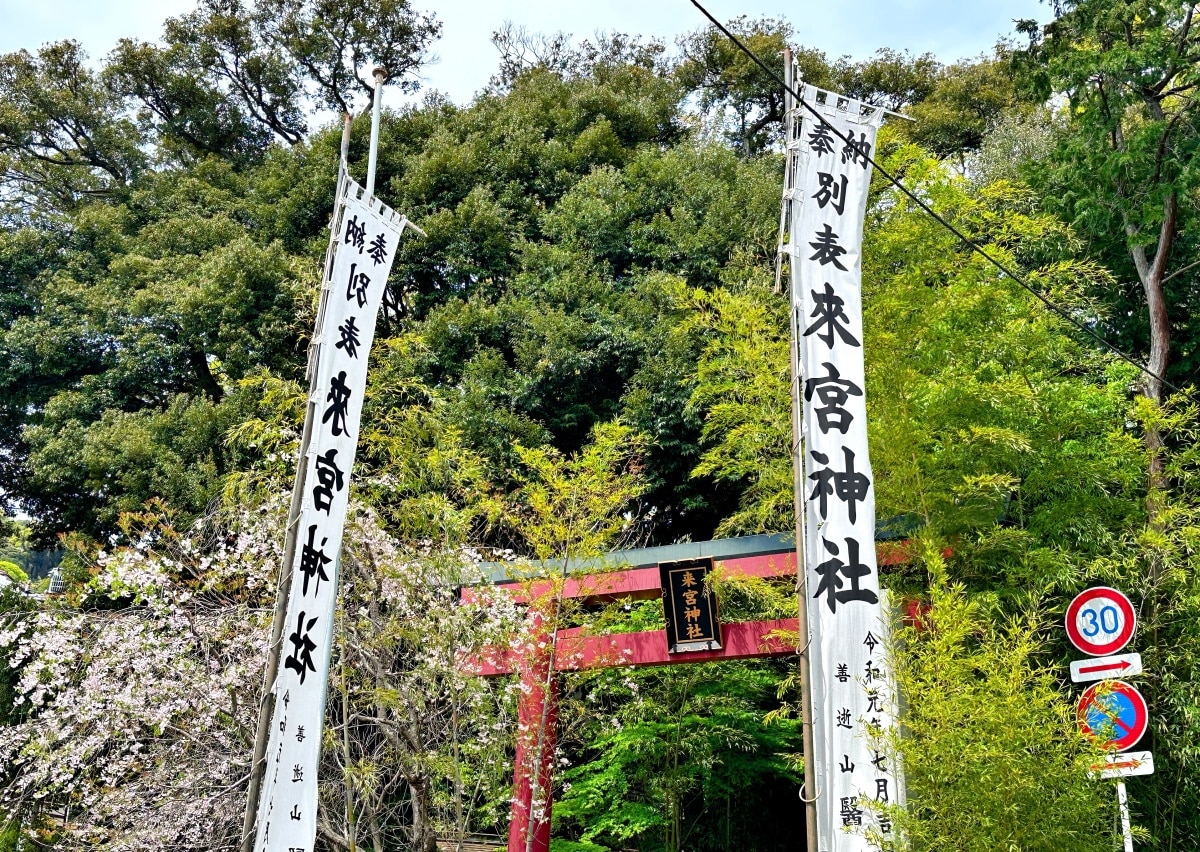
[0,501,520,850]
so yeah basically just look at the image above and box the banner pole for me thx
[241,133,354,849]
[365,67,386,200]
[239,167,345,852]
[340,111,353,170]
[782,47,820,852]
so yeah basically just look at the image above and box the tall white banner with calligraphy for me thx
[787,84,902,850]
[253,173,412,852]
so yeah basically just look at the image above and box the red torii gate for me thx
[464,533,914,852]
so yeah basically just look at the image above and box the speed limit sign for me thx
[1065,587,1136,656]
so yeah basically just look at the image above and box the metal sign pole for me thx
[365,67,386,200]
[1117,781,1134,852]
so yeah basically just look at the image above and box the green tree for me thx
[675,17,808,158]
[1019,0,1200,414]
[685,282,792,537]
[0,41,145,211]
[900,53,1030,160]
[493,420,648,563]
[108,0,441,153]
[886,546,1114,851]
[0,0,444,541]
[0,158,317,539]
[690,138,1144,580]
[556,658,800,852]
[834,48,939,111]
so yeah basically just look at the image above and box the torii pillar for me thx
[508,607,558,852]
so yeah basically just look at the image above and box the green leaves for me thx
[556,660,800,851]
[494,421,648,562]
[887,561,1114,851]
[685,284,791,537]
[0,41,145,212]
[1020,0,1200,388]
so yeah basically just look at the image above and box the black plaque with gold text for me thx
[660,557,723,653]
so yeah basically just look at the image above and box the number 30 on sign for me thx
[1065,587,1136,657]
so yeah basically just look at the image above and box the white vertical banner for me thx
[253,174,412,852]
[789,85,902,850]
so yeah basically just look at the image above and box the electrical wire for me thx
[688,0,1181,395]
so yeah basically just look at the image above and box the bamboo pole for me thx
[784,47,821,852]
[240,111,358,852]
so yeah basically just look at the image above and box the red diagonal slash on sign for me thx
[1078,659,1133,675]
[1092,698,1136,736]
[1111,714,1135,736]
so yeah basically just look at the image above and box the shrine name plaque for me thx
[660,557,723,653]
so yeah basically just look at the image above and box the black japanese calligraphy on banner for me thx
[805,362,863,435]
[785,82,903,851]
[659,557,723,652]
[253,175,415,852]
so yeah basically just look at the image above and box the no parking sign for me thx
[1065,586,1136,657]
[1077,680,1149,752]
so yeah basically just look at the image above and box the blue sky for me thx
[1,0,1049,105]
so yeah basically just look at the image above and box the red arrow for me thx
[1079,659,1131,675]
[1093,758,1142,771]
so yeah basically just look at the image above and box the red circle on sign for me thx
[1077,680,1148,752]
[1065,586,1136,656]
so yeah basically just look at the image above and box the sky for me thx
[1,0,1050,105]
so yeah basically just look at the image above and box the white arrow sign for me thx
[1070,652,1142,683]
[1090,751,1155,779]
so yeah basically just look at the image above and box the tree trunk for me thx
[1127,191,1177,528]
[187,347,224,403]
[1130,192,1176,407]
[367,803,384,852]
[409,776,438,852]
[1126,189,1177,610]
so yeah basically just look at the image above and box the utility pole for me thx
[783,47,821,852]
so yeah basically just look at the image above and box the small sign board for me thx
[1065,586,1136,656]
[1070,652,1143,684]
[1090,750,1155,780]
[1077,680,1149,752]
[660,557,722,653]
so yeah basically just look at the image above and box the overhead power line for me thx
[688,0,1180,395]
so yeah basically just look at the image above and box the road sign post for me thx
[1078,681,1148,852]
[1117,781,1134,852]
[1066,587,1146,851]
